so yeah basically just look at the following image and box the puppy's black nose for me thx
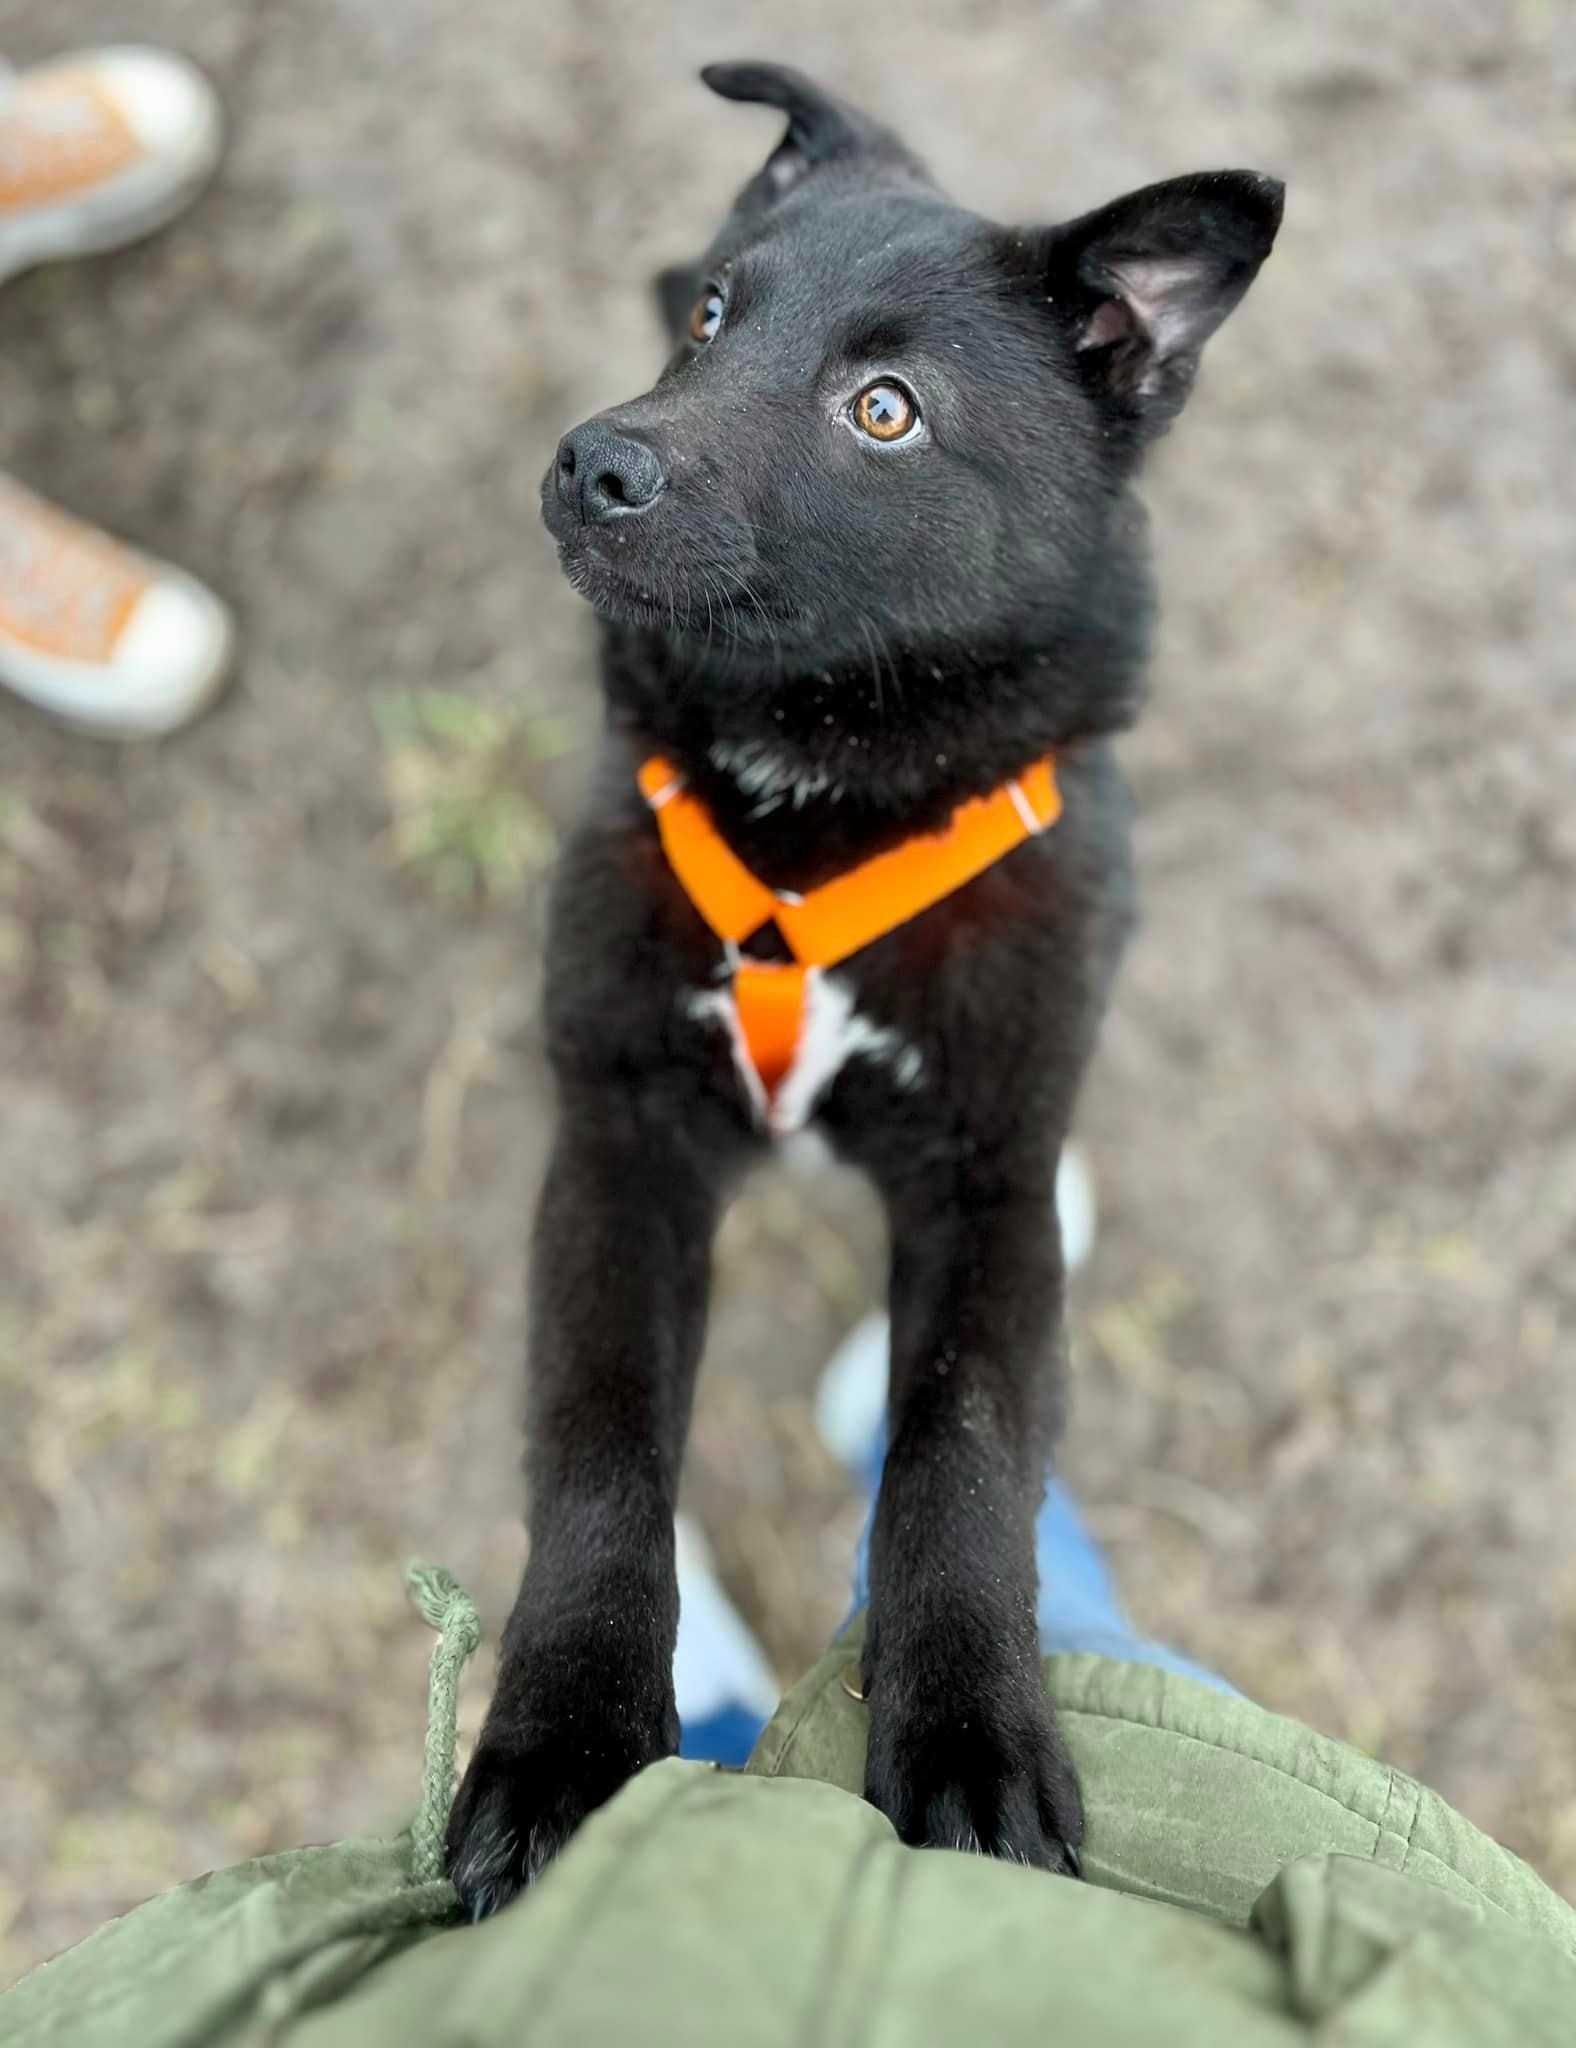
[555,423,665,525]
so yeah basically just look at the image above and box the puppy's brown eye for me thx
[852,381,918,442]
[689,289,724,344]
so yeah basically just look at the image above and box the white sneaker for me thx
[815,1142,1099,1470]
[672,1513,780,1729]
[0,46,223,283]
[0,472,234,736]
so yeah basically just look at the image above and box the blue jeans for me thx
[678,1453,1232,1766]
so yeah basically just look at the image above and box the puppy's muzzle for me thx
[554,422,666,526]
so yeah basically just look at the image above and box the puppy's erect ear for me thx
[701,60,926,213]
[1040,171,1283,434]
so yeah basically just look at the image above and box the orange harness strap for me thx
[638,753,1061,1111]
[730,959,810,1098]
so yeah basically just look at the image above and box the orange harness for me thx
[639,752,1061,1120]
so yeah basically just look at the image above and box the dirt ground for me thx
[1,0,1572,1983]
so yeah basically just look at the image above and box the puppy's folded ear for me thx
[654,262,702,346]
[701,60,926,213]
[1037,171,1284,435]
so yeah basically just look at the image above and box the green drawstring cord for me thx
[404,1563,482,1887]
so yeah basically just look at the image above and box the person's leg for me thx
[673,1514,779,1765]
[841,1411,1235,1695]
[0,47,233,736]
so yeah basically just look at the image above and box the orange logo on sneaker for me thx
[0,477,148,663]
[0,70,143,213]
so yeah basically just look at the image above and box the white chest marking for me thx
[706,738,845,815]
[684,968,924,1136]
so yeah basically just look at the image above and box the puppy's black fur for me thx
[447,62,1281,1912]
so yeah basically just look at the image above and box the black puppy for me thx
[447,61,1280,1912]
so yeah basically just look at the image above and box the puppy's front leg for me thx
[446,1081,730,1916]
[862,1145,1083,1873]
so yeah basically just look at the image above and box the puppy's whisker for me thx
[710,560,778,648]
[859,615,885,721]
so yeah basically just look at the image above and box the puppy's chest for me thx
[638,748,1068,1135]
[684,963,924,1137]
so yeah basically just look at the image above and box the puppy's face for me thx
[542,64,1281,676]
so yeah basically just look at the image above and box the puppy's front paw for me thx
[445,1659,678,1918]
[864,1659,1083,1875]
